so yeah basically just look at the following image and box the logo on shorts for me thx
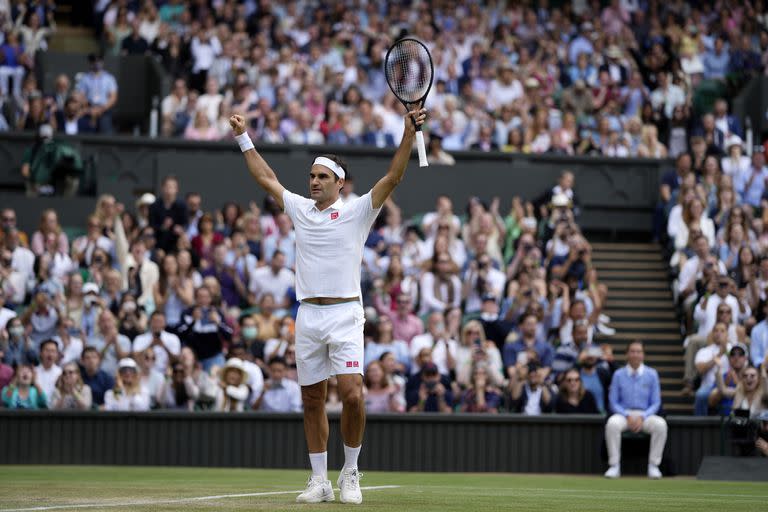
[346,361,359,368]
[330,212,339,220]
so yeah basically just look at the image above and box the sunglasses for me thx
[2,217,14,222]
[63,370,78,375]
[566,377,580,382]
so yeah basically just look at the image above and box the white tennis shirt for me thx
[282,189,381,301]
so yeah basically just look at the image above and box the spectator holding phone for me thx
[408,362,453,413]
[504,361,554,415]
[460,363,502,413]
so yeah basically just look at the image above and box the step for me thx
[590,243,661,251]
[601,281,672,290]
[612,354,683,363]
[603,310,677,320]
[664,403,693,413]
[607,320,680,331]
[592,252,664,262]
[610,345,684,354]
[609,290,673,299]
[593,261,668,270]
[605,300,674,309]
[603,332,681,341]
[597,270,669,279]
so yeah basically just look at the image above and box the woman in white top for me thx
[721,136,751,177]
[103,358,151,411]
[264,316,295,362]
[637,123,668,158]
[136,348,165,408]
[419,251,462,316]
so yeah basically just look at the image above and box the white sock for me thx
[343,444,361,471]
[309,452,327,480]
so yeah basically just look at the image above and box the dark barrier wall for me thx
[0,134,670,234]
[0,412,721,475]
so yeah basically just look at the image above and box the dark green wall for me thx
[0,412,721,475]
[0,133,669,235]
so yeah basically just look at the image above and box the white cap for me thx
[39,124,53,140]
[83,282,100,295]
[726,134,743,150]
[136,193,156,207]
[118,358,138,371]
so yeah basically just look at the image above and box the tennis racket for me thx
[384,37,434,167]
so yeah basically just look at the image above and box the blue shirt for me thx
[609,364,661,418]
[80,368,114,406]
[749,319,768,368]
[734,166,768,208]
[76,71,118,107]
[581,370,605,413]
[503,339,554,369]
[365,340,410,371]
[703,50,730,80]
[261,232,296,268]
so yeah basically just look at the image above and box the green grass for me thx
[0,466,766,511]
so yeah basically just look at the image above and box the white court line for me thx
[0,485,401,512]
[417,485,768,500]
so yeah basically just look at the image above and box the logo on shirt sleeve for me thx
[330,212,339,220]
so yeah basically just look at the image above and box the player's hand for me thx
[229,114,247,136]
[403,108,427,136]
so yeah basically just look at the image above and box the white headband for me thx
[313,157,345,179]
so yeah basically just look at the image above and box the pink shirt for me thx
[387,312,424,345]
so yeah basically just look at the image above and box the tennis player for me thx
[229,107,427,504]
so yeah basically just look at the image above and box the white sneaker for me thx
[604,465,621,479]
[647,464,662,479]
[296,475,334,503]
[598,314,611,324]
[337,467,363,504]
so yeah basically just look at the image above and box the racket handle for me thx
[415,130,428,167]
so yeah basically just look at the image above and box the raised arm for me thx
[371,108,427,209]
[229,115,286,209]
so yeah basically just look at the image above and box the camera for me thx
[425,381,437,392]
[727,409,762,456]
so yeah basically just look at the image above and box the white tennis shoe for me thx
[604,465,621,479]
[296,475,335,503]
[647,464,663,479]
[337,467,363,504]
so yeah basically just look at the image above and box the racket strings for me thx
[386,41,432,104]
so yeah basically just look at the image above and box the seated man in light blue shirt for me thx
[604,341,667,480]
[76,53,118,134]
[254,356,302,412]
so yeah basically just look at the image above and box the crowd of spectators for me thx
[3,1,768,160]
[663,132,768,419]
[0,167,636,419]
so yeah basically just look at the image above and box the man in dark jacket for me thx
[149,174,187,253]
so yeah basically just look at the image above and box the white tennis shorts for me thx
[295,301,365,386]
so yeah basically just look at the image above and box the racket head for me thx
[384,37,434,109]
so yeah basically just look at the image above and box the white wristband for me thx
[235,132,254,152]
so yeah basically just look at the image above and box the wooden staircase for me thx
[591,242,691,415]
